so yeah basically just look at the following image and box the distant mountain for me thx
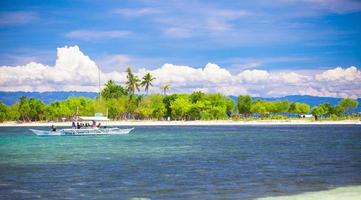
[0,92,360,113]
[0,91,98,105]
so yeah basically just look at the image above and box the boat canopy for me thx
[79,116,110,121]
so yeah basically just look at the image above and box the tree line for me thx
[0,67,359,122]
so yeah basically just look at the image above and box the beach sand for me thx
[0,119,360,127]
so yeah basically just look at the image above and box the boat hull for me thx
[29,128,134,136]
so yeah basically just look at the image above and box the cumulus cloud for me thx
[0,46,126,92]
[0,46,360,98]
[315,66,361,82]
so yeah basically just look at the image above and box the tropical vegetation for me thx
[0,68,359,122]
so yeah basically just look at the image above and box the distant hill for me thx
[0,92,360,113]
[0,91,98,105]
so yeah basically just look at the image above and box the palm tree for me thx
[162,84,170,95]
[125,67,140,95]
[141,73,156,95]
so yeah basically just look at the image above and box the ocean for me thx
[0,125,360,199]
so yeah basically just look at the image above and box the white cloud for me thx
[66,30,131,40]
[315,66,361,82]
[0,45,360,98]
[0,46,125,92]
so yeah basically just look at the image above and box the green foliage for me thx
[170,95,192,120]
[19,96,31,121]
[125,67,140,95]
[28,97,46,121]
[311,106,328,120]
[237,95,252,117]
[0,101,9,122]
[106,96,127,120]
[268,100,290,114]
[288,102,310,114]
[101,80,127,99]
[140,73,156,95]
[163,94,177,118]
[250,100,290,117]
[330,105,344,116]
[7,103,20,121]
[339,98,358,113]
[250,100,269,117]
[135,94,166,119]
[0,81,358,122]
[190,91,206,103]
[162,84,170,95]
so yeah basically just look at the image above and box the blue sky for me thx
[0,0,361,97]
[1,0,360,70]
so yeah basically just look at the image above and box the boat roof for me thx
[78,116,110,121]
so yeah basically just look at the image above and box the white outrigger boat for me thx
[29,115,134,136]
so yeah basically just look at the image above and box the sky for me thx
[0,0,360,97]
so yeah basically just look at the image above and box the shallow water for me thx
[0,125,360,199]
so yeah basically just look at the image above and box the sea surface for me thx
[0,125,360,199]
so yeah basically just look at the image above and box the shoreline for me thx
[0,120,360,127]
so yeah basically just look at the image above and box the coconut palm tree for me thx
[141,73,156,95]
[162,84,170,95]
[125,67,140,95]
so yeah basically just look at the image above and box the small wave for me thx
[129,197,151,200]
[257,185,361,200]
[12,189,33,194]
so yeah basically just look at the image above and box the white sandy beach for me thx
[0,119,360,127]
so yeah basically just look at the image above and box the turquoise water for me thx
[0,125,360,199]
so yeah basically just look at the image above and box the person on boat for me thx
[72,121,76,128]
[92,120,96,128]
[97,123,101,128]
[51,125,56,131]
[76,122,80,129]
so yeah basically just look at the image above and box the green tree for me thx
[125,67,140,95]
[140,73,156,95]
[162,84,170,95]
[319,103,333,116]
[126,94,141,119]
[0,101,9,122]
[170,95,191,120]
[226,98,235,117]
[7,103,20,121]
[266,101,289,115]
[329,105,344,117]
[237,95,252,117]
[339,98,358,114]
[106,96,127,120]
[135,95,166,119]
[101,80,127,99]
[311,106,327,120]
[250,100,268,118]
[206,93,229,119]
[289,102,310,115]
[189,100,205,120]
[18,96,30,121]
[190,91,206,103]
[163,94,177,119]
[28,98,46,121]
